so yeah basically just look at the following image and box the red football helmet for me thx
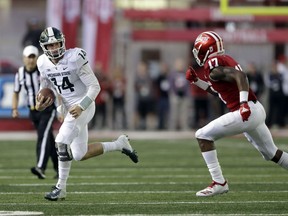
[192,31,225,66]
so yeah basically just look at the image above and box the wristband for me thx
[239,91,248,103]
[194,79,210,90]
[79,96,93,111]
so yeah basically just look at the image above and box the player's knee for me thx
[55,126,80,145]
[73,153,84,161]
[72,147,87,161]
[195,128,212,140]
[56,143,73,161]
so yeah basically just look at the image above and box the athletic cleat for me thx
[31,167,46,179]
[117,134,139,163]
[196,181,229,197]
[44,186,66,201]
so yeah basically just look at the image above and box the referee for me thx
[12,45,58,179]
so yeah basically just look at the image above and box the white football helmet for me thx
[39,27,66,59]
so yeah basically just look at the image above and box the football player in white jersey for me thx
[35,27,138,201]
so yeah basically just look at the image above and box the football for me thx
[37,88,55,102]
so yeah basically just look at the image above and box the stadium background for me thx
[0,0,288,132]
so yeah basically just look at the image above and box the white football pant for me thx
[196,101,278,160]
[55,103,95,161]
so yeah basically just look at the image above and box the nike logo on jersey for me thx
[63,67,68,70]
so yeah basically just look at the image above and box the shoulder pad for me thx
[66,48,88,66]
[37,54,49,71]
[37,54,45,68]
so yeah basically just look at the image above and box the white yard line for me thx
[0,174,287,179]
[0,201,288,206]
[8,181,288,187]
[1,129,287,141]
[0,213,287,216]
[1,190,288,195]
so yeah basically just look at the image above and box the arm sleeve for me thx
[74,48,101,110]
[13,72,21,93]
[78,62,101,110]
[193,79,210,90]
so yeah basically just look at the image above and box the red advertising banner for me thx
[132,29,288,43]
[124,8,288,22]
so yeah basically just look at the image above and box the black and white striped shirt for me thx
[14,66,40,110]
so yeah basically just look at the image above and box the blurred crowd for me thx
[2,54,288,131]
[1,18,288,131]
[88,56,288,131]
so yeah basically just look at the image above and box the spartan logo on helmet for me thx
[192,31,225,67]
[39,27,66,60]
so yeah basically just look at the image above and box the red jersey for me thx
[203,55,257,111]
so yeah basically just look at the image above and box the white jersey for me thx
[37,48,100,110]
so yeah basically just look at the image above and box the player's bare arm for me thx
[211,66,251,121]
[210,66,249,92]
[12,92,20,118]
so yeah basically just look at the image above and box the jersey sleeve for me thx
[74,48,89,68]
[78,62,101,102]
[72,48,101,109]
[13,72,21,93]
[14,67,25,93]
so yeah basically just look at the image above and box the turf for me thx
[0,136,288,215]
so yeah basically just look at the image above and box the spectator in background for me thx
[12,45,58,179]
[169,58,190,130]
[22,18,42,51]
[190,62,209,129]
[155,62,170,130]
[276,55,288,126]
[265,62,285,128]
[111,66,127,130]
[89,62,112,130]
[134,62,153,130]
[246,62,265,100]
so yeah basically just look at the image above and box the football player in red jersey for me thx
[186,31,288,197]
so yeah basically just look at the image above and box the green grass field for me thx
[0,135,288,215]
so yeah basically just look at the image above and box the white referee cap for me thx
[23,45,39,57]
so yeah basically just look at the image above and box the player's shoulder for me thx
[37,54,51,70]
[205,54,238,70]
[218,54,237,63]
[64,48,88,64]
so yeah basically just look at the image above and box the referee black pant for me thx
[29,105,58,173]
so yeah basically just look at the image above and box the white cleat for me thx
[116,134,138,163]
[196,181,229,197]
[44,186,66,201]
